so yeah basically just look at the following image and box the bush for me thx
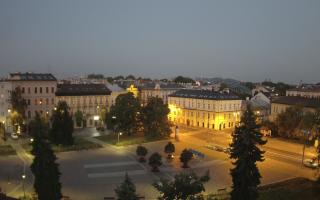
[136,145,148,162]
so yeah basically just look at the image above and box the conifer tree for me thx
[30,113,62,200]
[115,173,139,200]
[230,105,267,200]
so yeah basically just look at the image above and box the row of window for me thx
[169,99,240,111]
[22,87,55,94]
[26,98,55,106]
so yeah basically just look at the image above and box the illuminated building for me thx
[168,89,242,130]
[55,84,111,127]
[126,84,139,98]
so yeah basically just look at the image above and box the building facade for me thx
[8,73,57,121]
[0,81,12,131]
[168,90,242,130]
[106,84,127,110]
[286,87,320,99]
[270,96,320,121]
[55,84,111,127]
[139,83,184,105]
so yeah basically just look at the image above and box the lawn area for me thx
[95,134,168,146]
[23,137,102,153]
[258,177,320,200]
[0,144,16,156]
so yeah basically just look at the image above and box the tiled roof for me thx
[272,96,320,108]
[9,73,57,81]
[169,89,241,100]
[140,82,184,90]
[56,84,111,96]
[287,86,320,92]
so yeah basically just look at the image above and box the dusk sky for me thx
[0,0,319,84]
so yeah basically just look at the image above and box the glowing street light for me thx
[8,109,11,113]
[118,132,122,144]
[30,138,34,143]
[22,174,26,198]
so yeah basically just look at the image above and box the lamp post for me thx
[118,132,122,144]
[302,129,310,166]
[112,116,116,135]
[22,174,26,198]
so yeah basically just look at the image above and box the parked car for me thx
[303,158,319,169]
[10,132,19,139]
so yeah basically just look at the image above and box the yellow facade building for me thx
[168,90,242,130]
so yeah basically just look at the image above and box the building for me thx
[55,84,111,127]
[0,80,12,131]
[248,91,271,122]
[286,86,320,99]
[139,82,184,105]
[7,73,57,121]
[168,89,242,130]
[271,96,320,121]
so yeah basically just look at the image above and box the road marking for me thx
[88,170,146,178]
[84,161,138,168]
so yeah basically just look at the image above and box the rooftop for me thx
[272,96,320,108]
[8,72,57,81]
[140,82,184,90]
[169,89,241,100]
[56,84,111,96]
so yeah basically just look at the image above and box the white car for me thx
[303,158,318,169]
[11,132,19,139]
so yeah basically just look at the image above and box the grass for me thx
[0,144,16,156]
[95,134,168,146]
[258,177,320,200]
[23,137,102,153]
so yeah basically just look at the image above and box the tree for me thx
[136,145,148,162]
[153,171,210,200]
[114,173,139,200]
[164,142,175,159]
[107,76,114,84]
[87,74,104,79]
[174,76,195,84]
[148,152,162,172]
[10,86,27,129]
[30,113,62,200]
[230,105,267,200]
[180,149,193,168]
[74,110,83,127]
[125,75,136,80]
[0,122,5,141]
[276,106,303,138]
[142,97,172,139]
[105,93,141,136]
[114,75,124,81]
[50,101,74,145]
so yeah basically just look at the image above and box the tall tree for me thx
[153,171,210,200]
[276,106,303,138]
[50,101,74,145]
[30,113,62,200]
[114,173,139,200]
[10,86,27,129]
[142,97,172,139]
[74,110,83,127]
[173,76,195,84]
[230,105,267,200]
[105,93,141,136]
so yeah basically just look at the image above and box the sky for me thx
[0,0,319,84]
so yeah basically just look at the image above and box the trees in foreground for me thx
[153,171,210,200]
[115,173,139,200]
[30,113,62,200]
[136,145,148,162]
[230,105,267,200]
[164,142,175,159]
[180,149,193,168]
[148,152,162,172]
[50,101,74,145]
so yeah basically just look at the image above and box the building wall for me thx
[0,81,12,130]
[55,95,108,127]
[140,89,178,105]
[270,103,316,121]
[286,90,320,99]
[11,81,57,121]
[168,96,242,130]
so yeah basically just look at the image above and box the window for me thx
[46,98,49,105]
[40,87,42,93]
[28,87,30,94]
[22,87,25,93]
[34,99,37,105]
[35,87,37,94]
[39,99,42,105]
[28,111,31,118]
[27,99,30,105]
[46,87,49,93]
[51,98,54,105]
[51,87,54,93]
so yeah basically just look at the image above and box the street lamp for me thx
[22,174,26,198]
[30,138,34,143]
[8,109,11,113]
[118,132,122,144]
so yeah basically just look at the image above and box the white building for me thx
[0,80,12,131]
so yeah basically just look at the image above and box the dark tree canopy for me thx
[153,171,210,200]
[106,93,142,136]
[164,142,175,159]
[114,75,125,80]
[261,81,293,96]
[230,105,267,200]
[136,145,148,162]
[149,152,162,172]
[174,76,195,84]
[50,101,74,145]
[275,106,303,138]
[30,113,62,200]
[142,97,172,139]
[180,149,193,168]
[10,86,27,126]
[87,74,104,79]
[74,110,83,127]
[125,75,136,80]
[115,173,139,200]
